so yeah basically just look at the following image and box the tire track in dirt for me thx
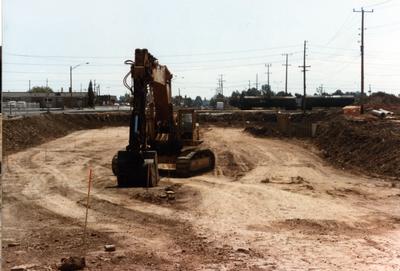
[3,126,400,270]
[3,128,246,270]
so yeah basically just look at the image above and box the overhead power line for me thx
[367,21,400,29]
[3,62,124,67]
[5,44,303,60]
[158,45,302,57]
[365,0,395,8]
[4,51,304,68]
[6,53,128,59]
[324,12,357,46]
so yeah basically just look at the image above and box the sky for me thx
[2,0,400,98]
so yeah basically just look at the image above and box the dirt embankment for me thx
[198,110,277,125]
[245,113,400,180]
[3,113,130,155]
[315,116,400,179]
[365,92,400,113]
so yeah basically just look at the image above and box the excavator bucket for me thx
[112,150,159,187]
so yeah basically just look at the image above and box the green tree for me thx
[209,98,216,107]
[183,95,193,107]
[28,86,53,93]
[332,89,344,96]
[193,96,203,107]
[230,90,241,99]
[245,87,261,96]
[88,80,95,108]
[275,91,288,96]
[261,84,274,96]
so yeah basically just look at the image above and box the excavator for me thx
[112,49,215,187]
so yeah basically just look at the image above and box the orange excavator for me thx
[112,49,215,187]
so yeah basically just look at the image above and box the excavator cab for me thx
[177,109,199,142]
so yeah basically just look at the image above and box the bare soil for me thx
[3,126,400,270]
[245,113,400,180]
[364,92,400,114]
[3,112,130,155]
[315,115,400,179]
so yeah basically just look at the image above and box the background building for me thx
[3,91,89,108]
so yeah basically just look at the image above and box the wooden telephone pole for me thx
[299,41,310,113]
[353,7,374,114]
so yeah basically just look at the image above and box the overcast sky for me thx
[3,0,400,98]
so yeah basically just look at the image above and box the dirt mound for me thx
[216,150,255,179]
[3,113,130,155]
[198,109,337,126]
[365,92,400,113]
[366,92,400,105]
[315,116,400,179]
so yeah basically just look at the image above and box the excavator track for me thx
[176,148,215,177]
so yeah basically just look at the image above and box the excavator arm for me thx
[127,49,173,152]
[114,49,173,187]
[112,48,215,187]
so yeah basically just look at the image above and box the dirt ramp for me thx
[242,111,400,180]
[201,127,257,179]
[3,113,130,155]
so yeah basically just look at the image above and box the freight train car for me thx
[230,96,297,110]
[303,95,355,109]
[230,95,355,110]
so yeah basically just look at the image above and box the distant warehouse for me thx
[2,91,116,108]
[3,91,89,108]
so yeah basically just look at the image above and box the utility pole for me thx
[299,40,311,113]
[256,73,259,90]
[69,66,72,93]
[265,64,272,90]
[218,74,225,96]
[46,78,48,88]
[282,54,292,95]
[354,7,373,114]
[248,80,251,90]
[29,80,31,92]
